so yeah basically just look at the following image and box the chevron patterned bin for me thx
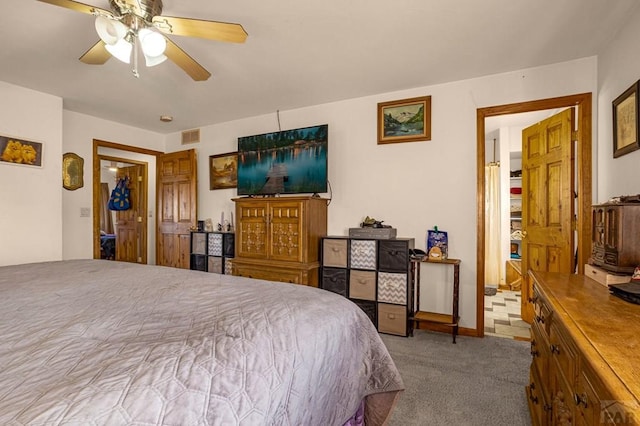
[377,272,407,305]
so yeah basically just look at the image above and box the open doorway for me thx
[476,93,593,337]
[92,139,162,264]
[98,156,147,262]
[483,109,562,339]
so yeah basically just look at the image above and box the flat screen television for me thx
[237,124,328,196]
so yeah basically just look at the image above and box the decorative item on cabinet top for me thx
[319,236,415,337]
[349,215,397,239]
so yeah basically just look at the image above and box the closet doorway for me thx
[476,93,592,337]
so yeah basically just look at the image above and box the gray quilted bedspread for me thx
[0,260,403,425]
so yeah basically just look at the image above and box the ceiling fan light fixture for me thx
[144,53,167,67]
[105,38,133,64]
[138,28,167,58]
[95,16,127,45]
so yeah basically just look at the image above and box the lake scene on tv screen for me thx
[237,124,328,195]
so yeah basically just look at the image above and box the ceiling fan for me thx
[37,0,248,81]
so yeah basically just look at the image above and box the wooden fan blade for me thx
[37,0,111,16]
[164,38,211,81]
[80,40,111,65]
[152,16,248,44]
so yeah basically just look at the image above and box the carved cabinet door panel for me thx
[268,200,304,262]
[236,200,269,259]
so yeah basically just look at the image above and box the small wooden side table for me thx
[409,257,461,343]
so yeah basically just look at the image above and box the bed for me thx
[0,260,403,425]
[99,234,116,260]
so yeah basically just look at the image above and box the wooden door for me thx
[115,165,147,263]
[157,150,197,268]
[521,108,575,321]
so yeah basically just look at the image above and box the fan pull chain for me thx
[132,36,140,78]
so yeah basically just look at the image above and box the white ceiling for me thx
[1,0,637,134]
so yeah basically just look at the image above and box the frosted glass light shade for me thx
[95,16,127,45]
[105,39,132,63]
[144,53,167,67]
[139,28,167,58]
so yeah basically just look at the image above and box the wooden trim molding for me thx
[475,93,592,337]
[92,139,163,259]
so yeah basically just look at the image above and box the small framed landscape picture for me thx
[209,152,238,190]
[377,95,431,145]
[612,81,640,158]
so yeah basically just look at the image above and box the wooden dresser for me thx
[232,196,328,286]
[527,271,640,425]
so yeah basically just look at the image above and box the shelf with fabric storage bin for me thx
[319,236,415,337]
[509,176,522,260]
[189,231,235,274]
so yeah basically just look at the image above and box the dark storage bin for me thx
[352,299,377,326]
[321,267,348,297]
[378,240,412,272]
[223,234,235,257]
[191,254,207,271]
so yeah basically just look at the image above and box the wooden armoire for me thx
[231,196,328,286]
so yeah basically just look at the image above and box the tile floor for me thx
[484,289,530,340]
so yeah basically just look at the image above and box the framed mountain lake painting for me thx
[377,95,431,144]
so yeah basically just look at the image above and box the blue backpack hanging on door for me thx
[108,176,131,211]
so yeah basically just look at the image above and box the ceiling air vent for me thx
[181,128,200,145]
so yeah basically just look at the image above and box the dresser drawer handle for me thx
[528,383,539,404]
[550,344,560,355]
[574,393,588,408]
[528,296,538,304]
[535,315,545,324]
[530,340,539,357]
[387,314,396,320]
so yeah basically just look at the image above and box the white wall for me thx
[597,6,640,202]
[62,111,164,261]
[164,56,598,329]
[0,81,63,266]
